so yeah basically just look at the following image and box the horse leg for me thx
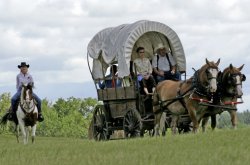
[31,125,37,143]
[154,113,162,136]
[19,122,27,144]
[16,124,20,143]
[170,115,179,135]
[229,110,237,129]
[210,114,216,130]
[201,117,209,133]
[25,127,29,144]
[188,109,199,133]
[160,112,166,136]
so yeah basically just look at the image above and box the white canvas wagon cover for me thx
[87,20,186,79]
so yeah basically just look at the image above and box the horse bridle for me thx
[228,73,246,85]
[225,73,246,98]
[20,88,36,114]
[194,66,219,96]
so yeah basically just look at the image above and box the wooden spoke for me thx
[93,105,109,141]
[123,109,142,138]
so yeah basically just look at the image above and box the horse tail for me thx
[153,86,162,114]
[0,113,9,125]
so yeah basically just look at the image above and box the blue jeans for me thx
[156,71,181,83]
[11,88,41,112]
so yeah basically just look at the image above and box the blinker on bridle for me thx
[228,73,246,86]
[205,67,219,80]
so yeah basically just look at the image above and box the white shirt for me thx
[133,58,152,75]
[16,72,34,90]
[152,53,176,71]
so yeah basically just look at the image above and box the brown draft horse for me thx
[153,59,220,134]
[201,64,245,131]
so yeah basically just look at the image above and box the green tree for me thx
[1,95,99,138]
[37,97,98,138]
[0,92,11,113]
[0,93,12,134]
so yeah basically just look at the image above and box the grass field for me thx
[1,127,250,165]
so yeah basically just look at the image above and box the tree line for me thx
[0,92,249,138]
[0,92,97,138]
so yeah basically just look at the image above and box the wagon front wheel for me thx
[93,105,109,141]
[123,109,142,138]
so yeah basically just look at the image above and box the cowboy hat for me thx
[154,43,165,51]
[18,62,30,68]
[154,43,171,53]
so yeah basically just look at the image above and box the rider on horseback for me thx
[8,62,44,122]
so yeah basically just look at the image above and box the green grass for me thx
[1,127,250,165]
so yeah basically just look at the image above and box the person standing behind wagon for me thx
[152,43,180,83]
[133,47,156,95]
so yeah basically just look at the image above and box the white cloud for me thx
[238,94,250,112]
[0,0,249,106]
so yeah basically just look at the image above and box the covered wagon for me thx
[87,20,186,140]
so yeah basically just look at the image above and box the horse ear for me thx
[218,70,222,76]
[242,74,246,81]
[238,64,244,71]
[215,58,220,66]
[28,82,34,87]
[229,63,233,70]
[205,58,210,65]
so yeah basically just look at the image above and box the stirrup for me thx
[38,114,44,122]
[7,112,14,120]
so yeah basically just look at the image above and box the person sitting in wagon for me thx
[152,43,180,83]
[133,47,156,95]
[98,64,122,89]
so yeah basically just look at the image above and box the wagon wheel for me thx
[178,123,192,134]
[93,105,109,141]
[123,109,142,138]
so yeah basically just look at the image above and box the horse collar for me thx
[192,70,209,96]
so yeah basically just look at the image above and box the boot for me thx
[7,105,17,121]
[7,107,14,121]
[37,107,44,122]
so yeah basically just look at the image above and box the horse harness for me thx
[154,68,219,114]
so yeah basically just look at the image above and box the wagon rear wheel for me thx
[93,105,109,141]
[123,109,142,138]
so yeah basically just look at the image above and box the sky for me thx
[0,0,249,111]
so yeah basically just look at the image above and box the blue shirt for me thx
[98,74,122,89]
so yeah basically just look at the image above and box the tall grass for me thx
[1,127,250,165]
